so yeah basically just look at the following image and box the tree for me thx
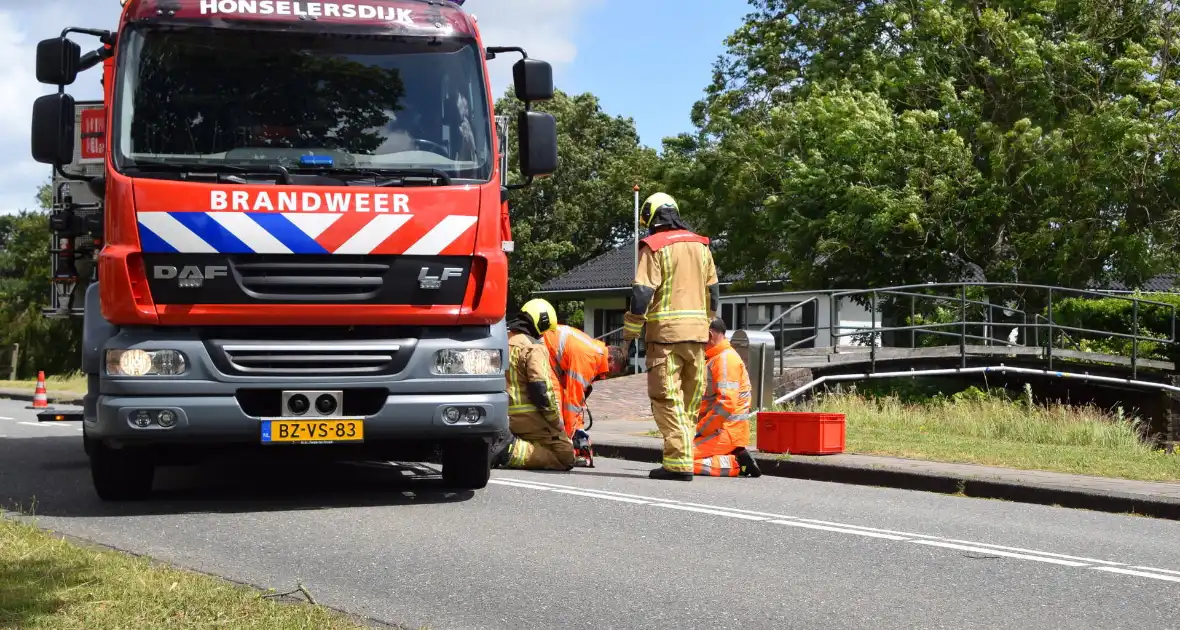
[682,0,1180,292]
[498,89,663,313]
[0,180,83,378]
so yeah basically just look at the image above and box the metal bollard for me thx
[730,329,776,411]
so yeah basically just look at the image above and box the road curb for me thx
[0,389,84,406]
[592,441,1180,521]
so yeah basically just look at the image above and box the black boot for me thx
[490,432,513,469]
[649,467,693,481]
[733,447,762,478]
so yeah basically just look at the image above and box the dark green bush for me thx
[1051,292,1180,363]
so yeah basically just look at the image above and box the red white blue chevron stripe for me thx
[136,211,478,255]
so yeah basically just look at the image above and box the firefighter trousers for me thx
[693,436,742,477]
[645,341,706,474]
[693,455,741,477]
[506,410,576,471]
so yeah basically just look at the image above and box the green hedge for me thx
[1051,292,1180,363]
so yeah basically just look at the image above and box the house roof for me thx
[536,239,762,296]
[1091,274,1178,293]
[537,241,1178,297]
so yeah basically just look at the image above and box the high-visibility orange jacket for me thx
[542,324,611,437]
[694,339,753,459]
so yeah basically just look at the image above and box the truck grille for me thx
[220,342,405,376]
[233,259,389,300]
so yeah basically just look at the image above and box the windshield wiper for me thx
[288,167,452,187]
[125,159,294,185]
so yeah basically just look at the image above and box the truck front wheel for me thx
[440,439,491,490]
[90,443,155,501]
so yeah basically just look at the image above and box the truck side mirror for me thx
[512,58,554,102]
[36,37,82,86]
[517,111,557,177]
[31,93,76,165]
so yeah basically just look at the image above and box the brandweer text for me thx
[210,190,411,213]
[198,0,415,24]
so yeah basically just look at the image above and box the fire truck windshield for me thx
[113,25,493,182]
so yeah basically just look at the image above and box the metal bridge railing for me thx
[586,282,1177,380]
[719,282,1178,380]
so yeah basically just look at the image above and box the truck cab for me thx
[29,0,558,500]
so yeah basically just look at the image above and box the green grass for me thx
[0,373,87,395]
[648,390,1180,482]
[0,515,384,629]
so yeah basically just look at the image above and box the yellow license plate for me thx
[261,418,364,444]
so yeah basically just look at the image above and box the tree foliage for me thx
[498,89,662,313]
[0,181,82,378]
[678,0,1180,291]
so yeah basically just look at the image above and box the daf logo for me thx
[418,266,464,290]
[153,265,228,288]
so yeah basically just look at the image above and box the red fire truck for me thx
[30,0,557,500]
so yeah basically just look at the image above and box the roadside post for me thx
[731,329,776,411]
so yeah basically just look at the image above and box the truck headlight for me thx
[105,349,188,377]
[433,349,501,375]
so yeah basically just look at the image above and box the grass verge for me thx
[646,389,1180,482]
[797,390,1180,482]
[0,514,380,629]
[0,373,87,395]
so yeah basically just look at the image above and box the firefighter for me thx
[622,192,720,481]
[492,299,576,471]
[542,317,616,466]
[542,320,612,436]
[694,318,762,477]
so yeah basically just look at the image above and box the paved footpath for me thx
[3,397,1180,630]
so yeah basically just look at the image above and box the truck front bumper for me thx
[85,321,510,446]
[90,390,507,444]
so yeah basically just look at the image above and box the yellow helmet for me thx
[520,298,557,335]
[640,192,678,228]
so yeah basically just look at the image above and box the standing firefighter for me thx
[493,300,575,471]
[622,192,720,481]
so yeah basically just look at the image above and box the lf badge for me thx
[418,266,463,290]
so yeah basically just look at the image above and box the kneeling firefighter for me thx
[694,318,761,477]
[540,308,616,467]
[492,300,576,471]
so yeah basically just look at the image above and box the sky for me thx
[0,0,750,215]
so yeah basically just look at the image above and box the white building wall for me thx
[719,292,881,347]
[580,291,883,375]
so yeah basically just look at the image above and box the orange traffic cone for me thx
[31,371,48,409]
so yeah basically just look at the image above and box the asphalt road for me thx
[2,397,1179,630]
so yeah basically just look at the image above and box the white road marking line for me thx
[493,475,1178,579]
[908,540,1089,567]
[0,416,14,420]
[548,488,650,504]
[1091,567,1180,583]
[18,421,71,429]
[934,538,1124,566]
[770,520,910,540]
[656,504,768,520]
[493,480,650,504]
[1129,566,1180,576]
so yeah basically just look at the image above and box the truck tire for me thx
[441,439,491,490]
[90,443,155,501]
